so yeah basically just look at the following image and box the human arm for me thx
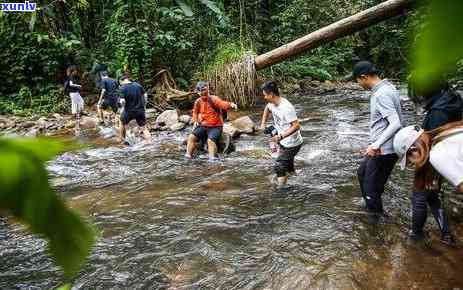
[98,89,106,106]
[260,105,270,131]
[370,113,402,150]
[192,100,200,126]
[69,80,82,88]
[271,120,301,143]
[211,96,233,110]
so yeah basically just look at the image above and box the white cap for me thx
[393,125,424,170]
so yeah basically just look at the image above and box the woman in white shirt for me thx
[393,121,463,193]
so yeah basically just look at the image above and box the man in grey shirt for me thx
[350,61,403,223]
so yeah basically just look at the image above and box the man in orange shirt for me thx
[185,81,237,160]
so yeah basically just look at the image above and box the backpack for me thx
[64,79,71,95]
[203,96,228,121]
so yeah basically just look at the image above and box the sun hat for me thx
[393,125,424,170]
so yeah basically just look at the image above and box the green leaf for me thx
[199,0,222,15]
[175,0,193,17]
[0,138,95,278]
[29,11,36,32]
[412,0,463,87]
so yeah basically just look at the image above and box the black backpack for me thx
[204,96,228,121]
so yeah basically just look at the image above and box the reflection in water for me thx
[1,86,463,290]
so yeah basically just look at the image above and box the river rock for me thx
[145,108,157,119]
[156,110,178,127]
[25,128,39,137]
[80,116,98,129]
[231,116,256,134]
[52,113,62,119]
[178,115,191,124]
[218,133,234,154]
[223,123,241,138]
[65,120,76,129]
[169,122,186,131]
[37,117,48,129]
[22,121,36,129]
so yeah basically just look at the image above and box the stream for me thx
[1,84,463,290]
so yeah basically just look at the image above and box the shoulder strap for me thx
[433,126,463,145]
[207,96,221,114]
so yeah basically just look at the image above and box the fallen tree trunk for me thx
[255,0,415,70]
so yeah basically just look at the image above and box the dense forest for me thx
[0,0,416,115]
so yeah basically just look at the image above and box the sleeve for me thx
[376,92,398,118]
[192,100,200,122]
[371,113,402,149]
[285,104,298,123]
[211,96,231,110]
[120,86,127,98]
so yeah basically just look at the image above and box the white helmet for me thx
[393,125,424,170]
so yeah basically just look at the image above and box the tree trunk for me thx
[254,0,415,70]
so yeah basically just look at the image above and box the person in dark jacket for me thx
[408,78,463,246]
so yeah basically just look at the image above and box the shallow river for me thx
[2,85,463,290]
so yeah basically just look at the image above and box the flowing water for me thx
[2,85,463,290]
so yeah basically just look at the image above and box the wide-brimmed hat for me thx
[393,125,424,170]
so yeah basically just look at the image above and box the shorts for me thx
[192,126,222,144]
[69,92,84,115]
[275,144,302,177]
[121,110,146,126]
[100,97,119,113]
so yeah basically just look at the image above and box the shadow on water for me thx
[2,84,463,289]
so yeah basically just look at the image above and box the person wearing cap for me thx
[394,122,463,242]
[351,61,404,222]
[118,74,151,143]
[185,81,237,160]
[259,80,303,187]
[397,77,462,245]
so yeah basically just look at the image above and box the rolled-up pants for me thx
[357,154,398,214]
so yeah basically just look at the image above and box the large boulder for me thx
[223,123,241,138]
[231,116,256,134]
[169,122,186,131]
[156,110,178,127]
[178,115,192,124]
[80,116,98,129]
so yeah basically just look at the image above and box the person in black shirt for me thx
[118,74,151,142]
[66,65,84,135]
[97,71,120,127]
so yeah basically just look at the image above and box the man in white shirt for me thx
[259,80,304,187]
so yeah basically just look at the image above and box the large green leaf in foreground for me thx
[413,0,463,87]
[0,138,95,277]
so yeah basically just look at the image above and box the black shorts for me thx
[275,144,302,177]
[121,110,146,126]
[100,97,119,113]
[192,126,222,144]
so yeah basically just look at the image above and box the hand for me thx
[230,103,238,110]
[364,145,381,157]
[271,134,282,143]
[193,122,199,129]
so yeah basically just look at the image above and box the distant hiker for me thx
[259,80,303,187]
[118,74,151,143]
[185,81,237,160]
[65,65,84,134]
[97,71,120,127]
[350,61,403,223]
[394,122,463,232]
[399,78,463,245]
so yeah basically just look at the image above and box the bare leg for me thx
[97,105,104,123]
[75,112,81,136]
[119,123,127,142]
[186,134,198,157]
[207,139,218,159]
[458,183,463,193]
[277,176,288,186]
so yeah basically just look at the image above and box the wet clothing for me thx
[369,80,403,154]
[357,154,398,214]
[120,82,146,113]
[275,144,302,177]
[193,126,222,145]
[120,110,146,126]
[266,98,303,148]
[411,89,463,238]
[193,95,231,127]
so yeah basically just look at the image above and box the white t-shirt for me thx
[429,129,463,187]
[267,98,303,148]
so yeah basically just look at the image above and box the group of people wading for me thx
[65,60,463,246]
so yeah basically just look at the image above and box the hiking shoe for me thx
[440,234,457,247]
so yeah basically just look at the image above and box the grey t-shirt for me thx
[370,80,403,155]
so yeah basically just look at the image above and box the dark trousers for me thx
[412,189,450,237]
[357,154,398,214]
[275,144,302,177]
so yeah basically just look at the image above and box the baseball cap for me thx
[393,125,424,170]
[345,61,380,81]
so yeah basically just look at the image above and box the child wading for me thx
[118,74,151,143]
[260,80,303,187]
[97,71,120,127]
[65,65,84,135]
[350,61,403,223]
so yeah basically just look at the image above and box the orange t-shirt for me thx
[192,95,231,127]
